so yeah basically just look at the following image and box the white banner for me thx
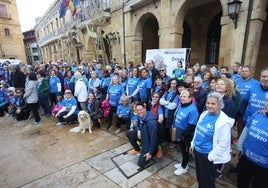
[145,48,187,76]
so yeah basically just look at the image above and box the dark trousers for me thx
[126,129,140,151]
[26,103,41,122]
[49,93,57,107]
[237,155,268,188]
[126,129,157,168]
[107,106,117,126]
[116,117,130,129]
[39,95,51,115]
[57,111,77,123]
[179,141,190,168]
[194,150,217,188]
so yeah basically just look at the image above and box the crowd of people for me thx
[0,59,267,187]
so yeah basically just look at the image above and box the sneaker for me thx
[115,128,121,134]
[128,149,141,155]
[174,163,189,169]
[161,141,168,146]
[215,171,222,180]
[174,167,188,176]
[168,142,176,149]
[32,121,40,125]
[56,122,64,126]
[44,114,51,118]
[27,114,32,120]
[156,146,163,158]
[107,125,112,130]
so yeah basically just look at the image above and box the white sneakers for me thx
[174,163,189,176]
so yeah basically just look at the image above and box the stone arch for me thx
[134,13,159,62]
[174,0,223,66]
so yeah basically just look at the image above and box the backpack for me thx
[101,99,110,118]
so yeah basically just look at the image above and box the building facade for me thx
[0,0,26,62]
[36,0,268,76]
[22,29,41,65]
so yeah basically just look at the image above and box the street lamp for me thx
[106,32,120,43]
[228,0,242,29]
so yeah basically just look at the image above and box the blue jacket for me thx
[137,111,159,155]
[0,90,8,107]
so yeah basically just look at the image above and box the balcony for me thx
[38,0,111,47]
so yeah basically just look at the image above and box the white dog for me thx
[69,110,93,133]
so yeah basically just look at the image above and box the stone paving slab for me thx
[85,150,117,173]
[104,167,152,188]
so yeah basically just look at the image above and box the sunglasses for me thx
[159,70,165,72]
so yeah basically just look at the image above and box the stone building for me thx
[22,29,41,65]
[36,0,267,76]
[0,0,26,62]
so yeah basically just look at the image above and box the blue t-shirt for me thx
[244,84,268,122]
[194,112,220,154]
[243,112,268,169]
[108,84,125,106]
[127,77,139,96]
[49,76,61,93]
[236,77,259,100]
[138,77,152,101]
[62,97,79,115]
[174,103,199,130]
[116,104,131,118]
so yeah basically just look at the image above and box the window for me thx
[4,28,10,36]
[0,4,7,17]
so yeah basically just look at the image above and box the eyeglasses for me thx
[159,70,165,72]
[193,81,201,84]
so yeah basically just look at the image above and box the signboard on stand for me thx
[145,48,190,76]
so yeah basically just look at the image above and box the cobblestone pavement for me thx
[0,115,238,188]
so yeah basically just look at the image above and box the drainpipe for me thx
[241,0,254,65]
[122,1,126,68]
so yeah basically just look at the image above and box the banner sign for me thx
[145,48,187,76]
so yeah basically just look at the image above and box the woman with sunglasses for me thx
[12,88,30,121]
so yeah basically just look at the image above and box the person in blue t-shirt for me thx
[173,89,199,176]
[115,95,131,134]
[55,90,78,126]
[171,61,186,81]
[160,78,179,145]
[236,65,259,137]
[106,75,125,130]
[190,92,234,188]
[236,98,268,188]
[138,68,152,105]
[243,67,268,124]
[126,67,140,102]
[49,69,62,107]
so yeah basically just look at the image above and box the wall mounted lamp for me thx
[227,0,242,29]
[106,32,120,43]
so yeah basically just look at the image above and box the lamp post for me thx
[227,0,242,29]
[76,42,82,63]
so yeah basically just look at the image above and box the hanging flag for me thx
[68,0,76,15]
[59,0,67,18]
[65,0,71,7]
[73,0,81,8]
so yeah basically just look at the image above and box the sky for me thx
[16,0,56,32]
